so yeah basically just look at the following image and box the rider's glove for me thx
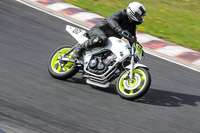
[118,29,132,39]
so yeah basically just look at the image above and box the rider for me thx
[73,2,146,60]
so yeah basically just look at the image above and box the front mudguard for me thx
[125,63,149,70]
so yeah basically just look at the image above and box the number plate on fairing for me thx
[66,25,88,44]
[135,43,143,60]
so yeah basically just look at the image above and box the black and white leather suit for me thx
[88,9,137,47]
[72,9,138,59]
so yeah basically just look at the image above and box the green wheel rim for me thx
[118,69,147,96]
[51,48,74,73]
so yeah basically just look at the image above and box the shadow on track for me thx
[136,88,200,107]
[67,78,200,107]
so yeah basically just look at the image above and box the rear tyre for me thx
[48,45,79,80]
[116,68,151,100]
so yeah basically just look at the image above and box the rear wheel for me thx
[48,45,79,80]
[116,68,151,100]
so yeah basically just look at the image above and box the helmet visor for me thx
[137,15,145,22]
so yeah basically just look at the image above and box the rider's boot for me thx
[72,40,89,60]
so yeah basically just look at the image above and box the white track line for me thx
[15,0,200,72]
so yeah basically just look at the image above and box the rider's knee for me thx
[92,36,102,45]
[92,36,107,46]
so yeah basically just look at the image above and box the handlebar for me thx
[121,32,137,43]
[121,32,145,58]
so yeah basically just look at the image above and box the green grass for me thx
[62,0,200,51]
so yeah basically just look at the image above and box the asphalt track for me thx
[0,0,200,133]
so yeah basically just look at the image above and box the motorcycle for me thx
[48,25,151,100]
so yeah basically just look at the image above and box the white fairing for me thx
[106,37,130,62]
[66,25,88,44]
[66,25,146,69]
[66,25,130,62]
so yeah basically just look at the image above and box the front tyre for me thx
[48,45,79,80]
[116,68,151,100]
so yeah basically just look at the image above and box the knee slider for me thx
[92,37,102,45]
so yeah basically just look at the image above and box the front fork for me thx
[129,43,136,82]
[63,43,79,57]
[57,43,82,65]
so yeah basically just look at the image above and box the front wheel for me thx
[48,45,79,80]
[116,68,151,100]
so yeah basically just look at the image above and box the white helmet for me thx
[127,2,146,24]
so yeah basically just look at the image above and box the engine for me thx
[87,51,116,74]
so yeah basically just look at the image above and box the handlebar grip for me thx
[122,31,128,37]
